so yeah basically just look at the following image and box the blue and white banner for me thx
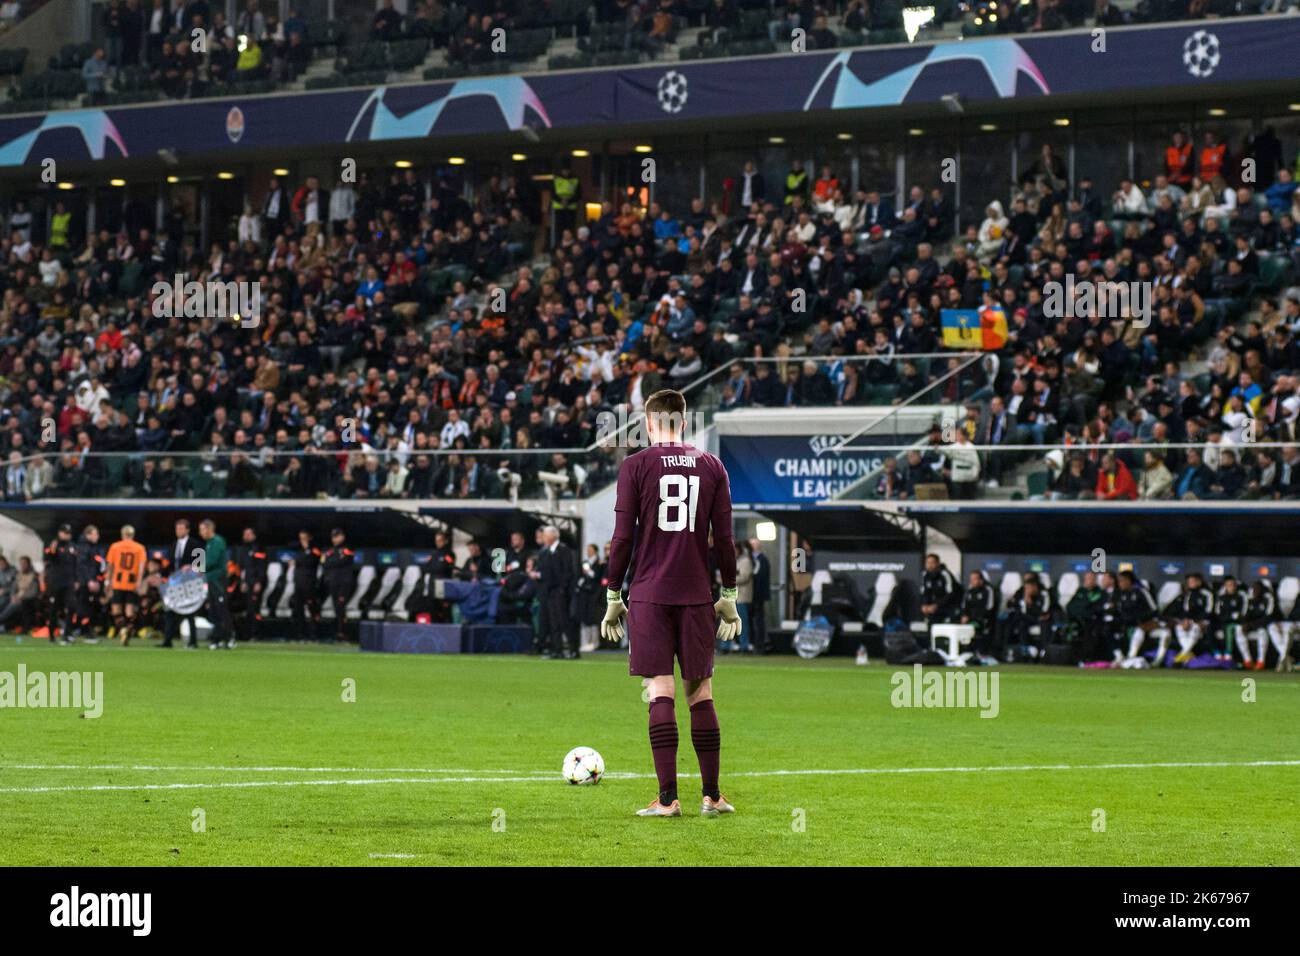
[2,17,1296,165]
[720,433,903,505]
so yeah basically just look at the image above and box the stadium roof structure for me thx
[3,15,1299,173]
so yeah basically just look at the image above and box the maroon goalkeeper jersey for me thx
[605,441,736,606]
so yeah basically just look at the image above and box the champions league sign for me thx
[162,570,208,616]
[719,433,892,506]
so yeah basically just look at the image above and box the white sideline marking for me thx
[369,853,418,859]
[0,764,535,774]
[0,758,1296,794]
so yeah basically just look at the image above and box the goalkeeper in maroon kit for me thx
[600,389,742,818]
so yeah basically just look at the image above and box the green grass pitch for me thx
[0,635,1296,866]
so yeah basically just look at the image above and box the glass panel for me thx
[1075,123,1133,202]
[959,130,1013,231]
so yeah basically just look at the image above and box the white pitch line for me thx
[0,763,540,774]
[369,853,419,859]
[0,758,1296,794]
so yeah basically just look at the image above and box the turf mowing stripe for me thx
[1,758,1297,793]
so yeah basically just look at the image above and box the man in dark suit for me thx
[738,160,766,208]
[863,190,895,230]
[163,518,201,648]
[536,525,578,659]
[748,538,771,653]
[977,396,1013,486]
[262,177,289,237]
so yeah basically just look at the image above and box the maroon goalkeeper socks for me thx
[647,696,678,804]
[690,699,721,801]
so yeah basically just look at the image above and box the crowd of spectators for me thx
[81,0,328,100]
[2,119,1299,504]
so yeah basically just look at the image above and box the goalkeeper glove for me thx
[601,588,627,642]
[714,586,741,643]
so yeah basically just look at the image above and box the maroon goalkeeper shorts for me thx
[627,600,716,681]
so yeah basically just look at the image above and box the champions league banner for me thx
[2,17,1297,165]
[719,433,899,506]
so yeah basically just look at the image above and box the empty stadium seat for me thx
[345,565,378,617]
[273,573,298,619]
[1277,577,1299,617]
[1156,580,1182,611]
[1055,572,1079,608]
[365,567,403,619]
[389,566,424,617]
[867,572,896,626]
[261,562,284,618]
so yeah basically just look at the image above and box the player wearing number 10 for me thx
[601,389,741,818]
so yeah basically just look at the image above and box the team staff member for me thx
[321,528,357,643]
[236,527,269,643]
[535,525,577,659]
[423,529,458,623]
[1002,575,1054,656]
[748,538,770,654]
[198,519,234,649]
[163,519,201,648]
[289,529,321,642]
[1214,576,1247,665]
[74,524,107,641]
[959,569,999,659]
[1119,571,1162,667]
[919,553,962,626]
[1166,572,1213,665]
[106,525,147,644]
[41,523,79,643]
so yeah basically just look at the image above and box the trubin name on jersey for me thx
[660,455,698,468]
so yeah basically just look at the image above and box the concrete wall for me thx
[0,513,45,570]
[0,0,83,77]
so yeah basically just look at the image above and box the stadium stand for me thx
[2,0,1298,114]
[1,115,1298,505]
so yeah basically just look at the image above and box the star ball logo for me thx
[657,70,688,114]
[1182,30,1220,79]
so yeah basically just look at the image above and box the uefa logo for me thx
[656,71,688,114]
[1182,30,1220,79]
[225,105,246,143]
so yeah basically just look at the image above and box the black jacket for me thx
[921,565,962,614]
[537,543,576,596]
[43,538,79,587]
[321,546,357,589]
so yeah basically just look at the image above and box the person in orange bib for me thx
[106,525,147,644]
[1166,131,1193,187]
[1199,131,1227,183]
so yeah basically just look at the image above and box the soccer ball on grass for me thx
[562,746,604,785]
